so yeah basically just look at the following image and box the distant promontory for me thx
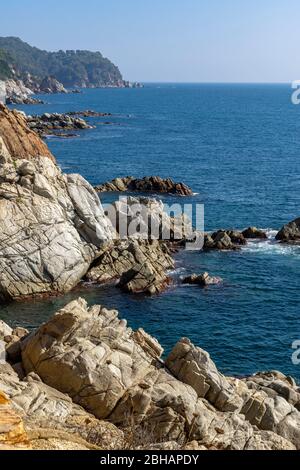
[0,36,141,96]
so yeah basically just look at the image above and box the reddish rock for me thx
[0,104,54,162]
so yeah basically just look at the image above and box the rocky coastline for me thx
[1,77,69,105]
[4,79,45,105]
[1,297,300,451]
[24,110,116,138]
[1,76,86,106]
[0,103,299,451]
[25,112,94,138]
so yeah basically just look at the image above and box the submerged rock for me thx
[95,176,193,196]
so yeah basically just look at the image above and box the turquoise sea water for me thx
[2,84,300,380]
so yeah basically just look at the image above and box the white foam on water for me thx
[242,228,300,256]
[266,229,278,239]
[168,267,187,276]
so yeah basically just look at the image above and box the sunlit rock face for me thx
[0,105,115,302]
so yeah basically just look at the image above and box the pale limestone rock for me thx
[0,363,124,450]
[67,173,114,246]
[0,153,115,302]
[18,160,36,177]
[0,320,12,340]
[0,137,11,164]
[246,371,300,407]
[21,299,157,419]
[108,196,193,241]
[87,239,174,295]
[244,431,296,450]
[0,105,116,301]
[132,329,164,360]
[20,298,300,450]
[165,338,243,412]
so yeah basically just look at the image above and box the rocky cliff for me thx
[0,104,114,301]
[0,104,53,161]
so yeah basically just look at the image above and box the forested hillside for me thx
[0,37,124,87]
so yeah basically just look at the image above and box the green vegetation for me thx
[0,37,124,87]
[0,49,13,80]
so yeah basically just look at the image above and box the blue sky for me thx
[0,0,299,82]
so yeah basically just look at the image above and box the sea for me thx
[2,83,300,381]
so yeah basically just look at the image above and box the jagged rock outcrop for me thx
[87,239,174,295]
[3,76,68,104]
[0,364,124,450]
[204,230,246,250]
[182,272,222,287]
[242,227,268,239]
[21,299,159,419]
[276,218,300,243]
[95,176,193,196]
[39,76,67,94]
[86,196,194,294]
[0,105,115,301]
[20,298,299,450]
[107,196,194,242]
[4,79,43,105]
[26,112,93,138]
[166,339,244,413]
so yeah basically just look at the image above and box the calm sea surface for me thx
[2,84,300,380]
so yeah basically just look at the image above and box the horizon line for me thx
[136,81,293,85]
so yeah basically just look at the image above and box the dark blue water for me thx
[2,84,300,380]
